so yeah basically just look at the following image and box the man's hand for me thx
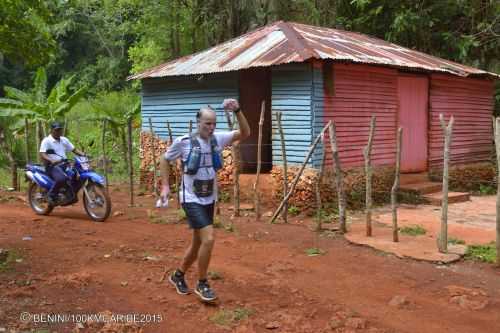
[222,99,240,112]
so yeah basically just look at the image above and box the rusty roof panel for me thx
[128,21,498,80]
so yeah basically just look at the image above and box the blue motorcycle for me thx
[25,149,111,222]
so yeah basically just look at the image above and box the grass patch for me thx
[448,237,466,245]
[288,205,300,216]
[305,247,325,257]
[478,184,496,195]
[209,307,254,327]
[218,190,230,203]
[466,243,496,263]
[399,224,426,236]
[0,249,22,272]
[208,271,223,280]
[177,209,187,220]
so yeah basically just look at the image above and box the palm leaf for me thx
[0,108,38,117]
[0,98,23,107]
[4,86,32,103]
[33,68,47,103]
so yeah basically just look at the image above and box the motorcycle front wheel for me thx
[83,182,111,222]
[28,182,54,215]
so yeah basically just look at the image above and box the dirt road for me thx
[1,188,499,332]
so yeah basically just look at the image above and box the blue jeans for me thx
[181,202,215,229]
[47,165,68,200]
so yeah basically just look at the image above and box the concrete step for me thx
[400,173,429,185]
[422,191,470,206]
[400,182,442,195]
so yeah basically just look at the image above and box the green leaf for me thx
[0,98,23,107]
[0,108,38,117]
[4,87,32,103]
[33,68,47,103]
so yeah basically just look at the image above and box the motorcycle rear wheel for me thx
[83,182,111,222]
[28,182,54,215]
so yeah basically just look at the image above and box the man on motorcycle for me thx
[39,121,85,205]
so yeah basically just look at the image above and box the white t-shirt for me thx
[165,131,234,204]
[39,135,75,162]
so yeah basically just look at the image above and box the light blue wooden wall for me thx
[271,63,314,167]
[141,73,239,140]
[141,64,318,168]
[311,64,325,168]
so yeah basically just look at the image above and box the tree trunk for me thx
[328,121,347,233]
[391,127,403,242]
[253,101,265,220]
[270,121,331,224]
[127,118,134,206]
[363,116,376,237]
[277,112,288,223]
[438,114,454,253]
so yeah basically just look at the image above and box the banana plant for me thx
[0,68,87,126]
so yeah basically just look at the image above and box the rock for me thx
[329,317,344,329]
[113,211,124,217]
[388,295,410,308]
[450,295,488,311]
[0,249,8,264]
[121,281,128,287]
[104,254,111,258]
[265,321,280,329]
[345,318,367,329]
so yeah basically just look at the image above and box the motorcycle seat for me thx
[28,164,47,173]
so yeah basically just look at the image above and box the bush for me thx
[429,162,496,193]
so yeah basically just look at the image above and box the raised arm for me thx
[222,99,250,144]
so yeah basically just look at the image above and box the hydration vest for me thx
[183,134,224,175]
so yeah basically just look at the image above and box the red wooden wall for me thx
[428,74,494,168]
[323,63,398,168]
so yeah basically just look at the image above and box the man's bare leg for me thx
[197,225,214,280]
[180,231,201,273]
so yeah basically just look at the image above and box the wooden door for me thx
[398,75,429,172]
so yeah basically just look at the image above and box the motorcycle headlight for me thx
[81,162,90,171]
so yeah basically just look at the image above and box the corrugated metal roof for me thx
[128,21,499,80]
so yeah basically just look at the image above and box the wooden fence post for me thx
[328,121,347,233]
[253,101,265,220]
[363,116,376,237]
[438,114,454,253]
[315,133,326,231]
[225,110,240,217]
[36,121,42,163]
[188,120,193,135]
[101,119,109,192]
[127,118,134,206]
[166,120,180,209]
[269,121,331,224]
[277,112,288,223]
[391,127,403,242]
[148,117,158,196]
[495,117,500,266]
[24,118,30,164]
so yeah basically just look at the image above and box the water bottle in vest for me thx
[185,145,201,175]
